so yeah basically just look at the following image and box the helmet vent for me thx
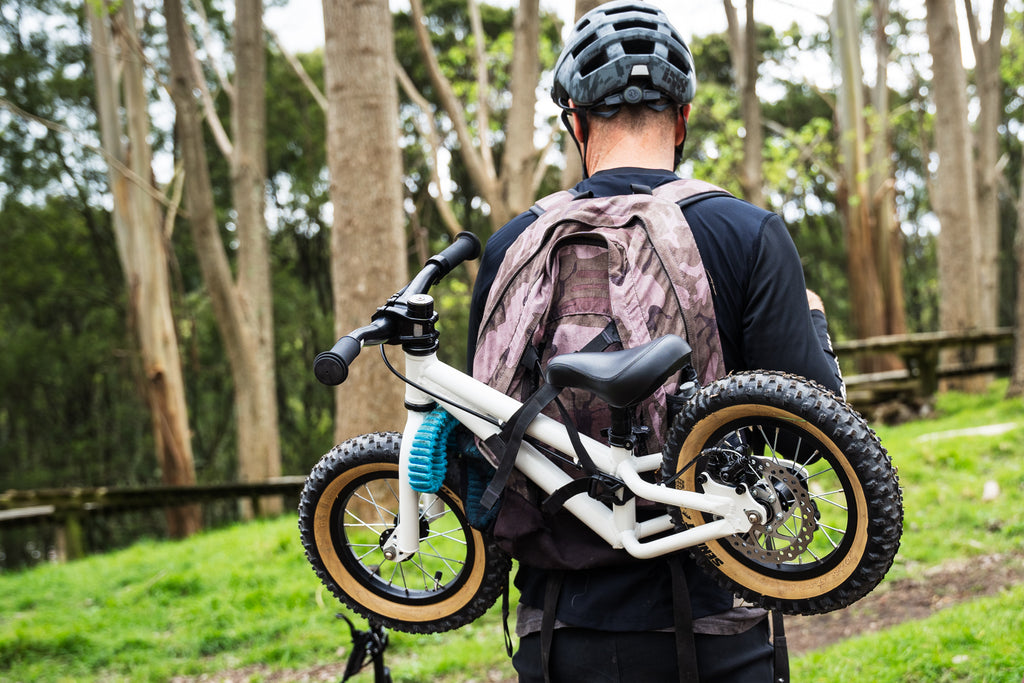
[605,4,657,17]
[571,32,597,59]
[613,19,658,33]
[622,38,656,56]
[578,55,604,78]
[668,51,691,76]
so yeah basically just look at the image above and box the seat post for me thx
[608,408,634,448]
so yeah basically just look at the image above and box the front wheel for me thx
[662,372,903,615]
[298,432,511,633]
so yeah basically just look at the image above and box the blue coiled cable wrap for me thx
[408,407,457,493]
[408,406,498,529]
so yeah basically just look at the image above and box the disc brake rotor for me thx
[726,460,817,563]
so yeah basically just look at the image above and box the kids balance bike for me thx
[299,232,903,634]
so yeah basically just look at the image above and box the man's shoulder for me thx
[682,192,781,243]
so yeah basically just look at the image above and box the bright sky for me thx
[265,1,834,55]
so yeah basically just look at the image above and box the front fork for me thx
[380,359,435,563]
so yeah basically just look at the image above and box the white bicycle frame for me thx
[381,347,767,564]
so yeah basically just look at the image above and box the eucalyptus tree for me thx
[321,0,408,439]
[722,0,765,208]
[164,0,282,514]
[925,0,985,390]
[86,0,202,535]
[831,0,906,371]
[395,0,562,236]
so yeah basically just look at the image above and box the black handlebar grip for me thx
[428,232,482,279]
[313,336,362,386]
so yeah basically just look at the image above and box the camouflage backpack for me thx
[471,179,730,569]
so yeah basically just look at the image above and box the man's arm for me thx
[742,217,844,395]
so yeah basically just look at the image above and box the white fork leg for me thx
[381,355,435,562]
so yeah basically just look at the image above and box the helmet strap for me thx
[562,108,593,179]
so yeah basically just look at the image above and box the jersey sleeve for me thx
[742,215,845,395]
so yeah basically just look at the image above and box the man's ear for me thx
[569,100,585,139]
[572,111,584,139]
[675,104,691,146]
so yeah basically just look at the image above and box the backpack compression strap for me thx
[478,322,621,513]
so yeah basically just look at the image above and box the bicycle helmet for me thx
[551,1,696,111]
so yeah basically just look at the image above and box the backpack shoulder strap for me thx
[528,188,594,218]
[651,178,733,208]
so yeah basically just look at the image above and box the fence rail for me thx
[835,326,1015,405]
[2,327,1017,563]
[0,478,307,562]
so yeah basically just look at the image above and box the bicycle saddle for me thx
[544,334,693,409]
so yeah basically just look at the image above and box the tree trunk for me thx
[323,0,407,440]
[500,0,540,217]
[87,0,201,538]
[832,0,894,372]
[925,0,985,392]
[560,0,617,188]
[869,0,907,340]
[408,0,544,232]
[232,0,282,515]
[1007,146,1024,398]
[165,0,283,515]
[965,0,1006,384]
[723,0,764,208]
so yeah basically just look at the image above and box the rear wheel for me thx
[299,432,510,633]
[662,372,902,615]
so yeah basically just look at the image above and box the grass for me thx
[0,516,516,682]
[875,384,1024,577]
[0,383,1022,682]
[792,585,1024,682]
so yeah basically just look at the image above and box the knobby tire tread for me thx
[298,432,511,634]
[663,371,903,615]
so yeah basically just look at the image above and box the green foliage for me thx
[393,0,563,244]
[0,0,100,201]
[0,198,149,490]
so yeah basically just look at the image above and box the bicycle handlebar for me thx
[313,232,481,386]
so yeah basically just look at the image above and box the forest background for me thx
[1,0,1023,568]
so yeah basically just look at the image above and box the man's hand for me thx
[806,289,825,314]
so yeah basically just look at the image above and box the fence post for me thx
[54,510,85,562]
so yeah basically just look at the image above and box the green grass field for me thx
[1,384,1022,682]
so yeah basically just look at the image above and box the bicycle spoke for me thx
[816,524,842,551]
[422,542,465,578]
[426,527,470,546]
[810,493,848,512]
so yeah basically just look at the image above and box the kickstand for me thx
[337,614,392,683]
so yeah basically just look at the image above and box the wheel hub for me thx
[727,460,818,563]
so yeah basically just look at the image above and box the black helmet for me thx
[551,1,696,111]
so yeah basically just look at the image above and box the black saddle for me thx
[544,335,692,409]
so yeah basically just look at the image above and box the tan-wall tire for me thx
[298,432,511,633]
[662,372,903,615]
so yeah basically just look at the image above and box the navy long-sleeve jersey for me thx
[466,167,843,632]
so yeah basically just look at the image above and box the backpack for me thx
[471,179,729,570]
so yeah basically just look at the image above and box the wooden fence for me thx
[1,326,1017,563]
[835,326,1015,406]
[0,478,306,562]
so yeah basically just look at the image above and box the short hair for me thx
[589,102,678,137]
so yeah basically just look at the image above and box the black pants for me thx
[512,618,776,683]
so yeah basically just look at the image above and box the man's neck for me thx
[586,129,675,175]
